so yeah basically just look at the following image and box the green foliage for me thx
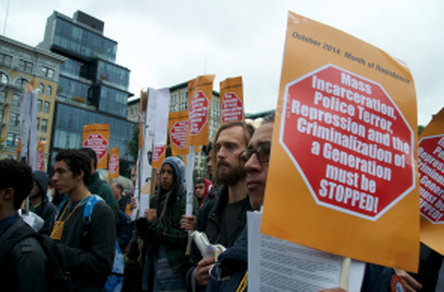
[126,124,139,162]
[418,125,425,136]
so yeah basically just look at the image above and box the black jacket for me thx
[0,216,48,292]
[33,194,57,235]
[186,186,251,292]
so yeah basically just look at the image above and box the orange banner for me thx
[169,111,189,156]
[187,75,215,146]
[418,107,444,254]
[35,141,46,171]
[152,145,166,169]
[261,12,419,272]
[108,147,119,180]
[220,76,244,123]
[82,124,110,169]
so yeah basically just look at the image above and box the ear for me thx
[0,187,14,201]
[74,170,84,182]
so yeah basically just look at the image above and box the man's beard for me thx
[215,161,246,186]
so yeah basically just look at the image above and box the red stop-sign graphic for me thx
[189,91,209,136]
[280,64,415,220]
[222,92,244,123]
[36,149,45,171]
[83,134,108,162]
[418,135,444,223]
[153,145,166,162]
[170,121,188,149]
[109,154,119,175]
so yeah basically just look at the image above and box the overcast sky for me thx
[1,0,443,126]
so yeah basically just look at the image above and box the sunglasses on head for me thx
[239,142,271,166]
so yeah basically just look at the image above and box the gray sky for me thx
[2,0,443,126]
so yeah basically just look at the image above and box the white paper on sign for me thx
[185,146,195,216]
[137,194,151,219]
[247,211,365,292]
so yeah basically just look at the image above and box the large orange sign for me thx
[220,76,244,123]
[108,147,119,180]
[169,111,189,156]
[261,12,419,272]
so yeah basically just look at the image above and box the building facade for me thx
[0,35,65,162]
[38,11,135,174]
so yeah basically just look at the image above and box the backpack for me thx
[91,179,132,250]
[83,195,124,292]
[0,220,71,292]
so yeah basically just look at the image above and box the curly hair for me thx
[0,159,34,209]
[55,149,92,185]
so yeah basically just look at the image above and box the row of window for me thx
[7,112,49,131]
[0,52,55,79]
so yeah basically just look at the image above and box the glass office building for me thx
[39,11,135,173]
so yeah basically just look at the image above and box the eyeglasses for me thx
[239,142,271,166]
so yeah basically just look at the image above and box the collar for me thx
[0,213,20,238]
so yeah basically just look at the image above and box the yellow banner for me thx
[187,75,215,146]
[220,76,244,123]
[36,141,46,171]
[261,12,419,272]
[108,147,119,180]
[169,111,189,156]
[82,124,110,169]
[418,107,444,254]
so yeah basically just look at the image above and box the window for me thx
[41,67,55,79]
[39,83,45,94]
[41,119,48,132]
[0,91,6,103]
[6,133,18,146]
[46,85,52,96]
[12,94,20,107]
[9,112,19,127]
[43,101,50,113]
[14,78,28,90]
[37,99,42,112]
[0,53,12,67]
[0,72,8,86]
[37,118,40,130]
[19,59,33,73]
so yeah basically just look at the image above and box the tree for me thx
[126,124,139,162]
[418,125,425,136]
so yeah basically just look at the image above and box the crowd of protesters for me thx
[0,118,442,292]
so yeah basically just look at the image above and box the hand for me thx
[130,197,137,210]
[394,269,422,292]
[181,215,197,231]
[195,257,215,287]
[144,209,157,223]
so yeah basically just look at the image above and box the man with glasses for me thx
[207,114,422,292]
[184,121,254,292]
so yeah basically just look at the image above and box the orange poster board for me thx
[418,107,444,254]
[220,76,244,123]
[169,111,189,156]
[261,12,419,272]
[108,147,119,180]
[82,124,110,169]
[152,145,166,169]
[187,75,215,146]
[35,141,46,171]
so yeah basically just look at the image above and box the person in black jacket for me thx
[29,170,57,235]
[0,158,48,292]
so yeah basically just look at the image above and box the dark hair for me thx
[261,112,275,124]
[114,182,124,193]
[195,178,205,185]
[79,147,97,170]
[0,159,34,209]
[55,149,92,185]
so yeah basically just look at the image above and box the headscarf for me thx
[195,178,213,207]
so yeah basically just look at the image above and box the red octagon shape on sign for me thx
[280,64,415,220]
[418,135,444,223]
[109,154,119,175]
[222,92,244,123]
[189,90,209,136]
[83,134,108,162]
[170,121,188,149]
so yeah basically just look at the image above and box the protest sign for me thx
[35,141,46,171]
[151,88,171,169]
[82,124,110,169]
[261,12,419,272]
[108,147,119,180]
[418,107,444,254]
[169,111,189,156]
[187,75,215,146]
[220,76,244,123]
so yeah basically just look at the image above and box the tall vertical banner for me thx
[187,74,215,147]
[151,88,171,170]
[169,111,189,156]
[220,76,244,123]
[108,147,119,180]
[82,124,110,169]
[35,141,46,171]
[418,107,444,254]
[19,85,38,169]
[261,12,419,272]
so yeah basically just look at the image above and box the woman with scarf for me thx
[140,156,198,292]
